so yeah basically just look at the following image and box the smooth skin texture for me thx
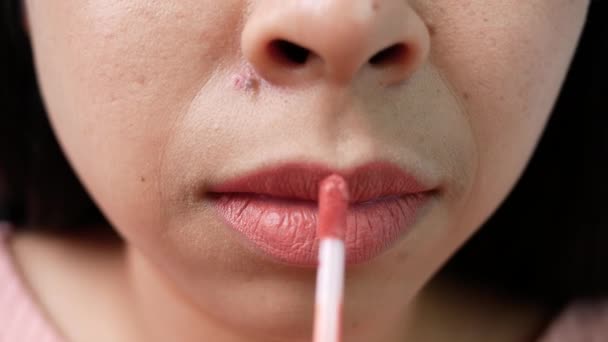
[11,0,590,341]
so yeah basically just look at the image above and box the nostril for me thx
[268,39,312,66]
[369,43,408,66]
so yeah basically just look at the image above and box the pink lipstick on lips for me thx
[209,161,436,266]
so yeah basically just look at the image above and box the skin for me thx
[13,0,590,341]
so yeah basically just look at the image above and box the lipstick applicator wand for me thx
[313,174,349,342]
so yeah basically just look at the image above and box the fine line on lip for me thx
[313,175,348,342]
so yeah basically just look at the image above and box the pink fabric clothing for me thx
[537,299,608,342]
[0,221,607,341]
[0,222,64,342]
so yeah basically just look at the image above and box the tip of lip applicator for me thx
[318,174,350,240]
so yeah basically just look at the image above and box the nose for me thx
[241,0,430,87]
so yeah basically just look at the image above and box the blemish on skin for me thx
[427,24,437,37]
[233,74,257,91]
[140,176,146,183]
[136,75,146,86]
[371,0,380,11]
[463,92,471,101]
[394,250,409,263]
[349,319,361,330]
[232,65,259,92]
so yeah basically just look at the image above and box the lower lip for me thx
[212,192,433,266]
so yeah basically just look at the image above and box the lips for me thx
[208,162,437,266]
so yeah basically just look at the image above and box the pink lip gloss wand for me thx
[313,174,349,342]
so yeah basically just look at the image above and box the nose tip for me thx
[241,0,430,87]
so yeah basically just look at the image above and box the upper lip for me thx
[208,161,437,203]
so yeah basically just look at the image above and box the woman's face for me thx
[24,0,589,340]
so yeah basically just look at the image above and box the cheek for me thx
[25,0,241,237]
[419,0,588,232]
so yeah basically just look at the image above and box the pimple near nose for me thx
[232,64,261,91]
